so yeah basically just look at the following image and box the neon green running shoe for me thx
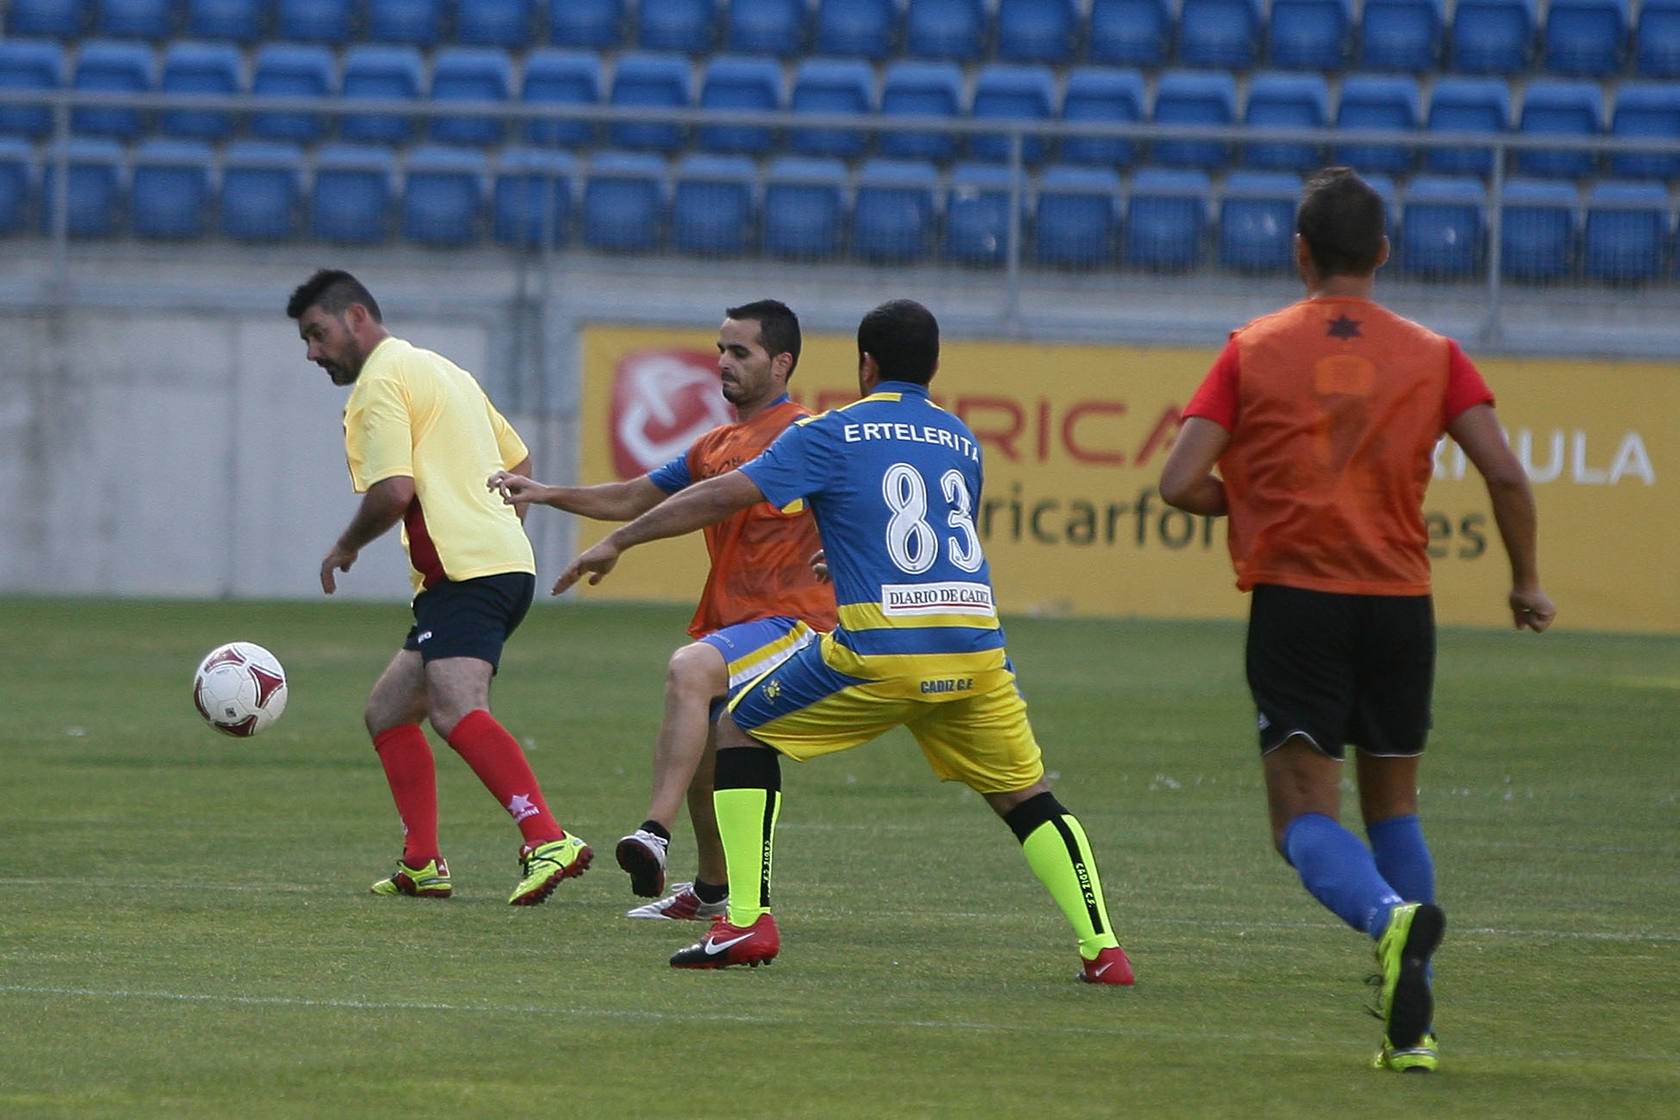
[1373,1032,1439,1073]
[370,857,452,898]
[1372,902,1446,1051]
[508,834,593,906]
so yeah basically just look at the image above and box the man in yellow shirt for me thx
[288,268,589,905]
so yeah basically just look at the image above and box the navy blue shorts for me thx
[403,571,535,672]
[1245,583,1434,760]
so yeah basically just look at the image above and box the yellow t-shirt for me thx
[343,336,534,594]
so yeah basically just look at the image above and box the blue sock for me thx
[1283,813,1404,939]
[1367,814,1435,906]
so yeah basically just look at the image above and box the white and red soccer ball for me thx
[193,641,288,737]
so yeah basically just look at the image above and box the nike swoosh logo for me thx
[704,932,755,955]
[1090,962,1113,978]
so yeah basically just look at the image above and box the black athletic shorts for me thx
[403,571,535,672]
[1245,583,1435,760]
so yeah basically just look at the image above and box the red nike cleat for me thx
[669,914,780,969]
[1078,944,1135,985]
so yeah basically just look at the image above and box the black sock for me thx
[639,819,671,842]
[692,878,727,904]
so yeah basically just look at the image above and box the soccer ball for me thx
[193,641,288,737]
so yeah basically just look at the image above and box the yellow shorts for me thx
[727,640,1045,794]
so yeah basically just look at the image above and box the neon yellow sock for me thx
[1020,813,1120,959]
[714,786,780,926]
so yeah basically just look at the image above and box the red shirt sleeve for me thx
[1443,339,1496,425]
[1184,337,1241,431]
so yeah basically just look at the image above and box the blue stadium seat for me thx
[944,160,1024,264]
[131,137,212,238]
[275,0,354,43]
[1582,181,1671,282]
[1449,0,1536,74]
[71,39,155,140]
[996,0,1081,63]
[968,64,1056,165]
[852,157,939,260]
[1266,0,1353,69]
[251,43,333,143]
[1333,74,1419,175]
[0,137,34,234]
[220,140,303,239]
[1177,0,1263,68]
[1499,178,1578,281]
[311,143,396,243]
[492,147,573,246]
[905,0,987,61]
[727,0,807,54]
[763,155,847,258]
[814,0,899,58]
[671,152,756,254]
[40,137,124,237]
[1423,76,1508,177]
[1242,71,1328,172]
[1058,66,1145,167]
[582,150,666,251]
[878,60,964,161]
[550,0,625,47]
[522,48,600,149]
[367,0,444,46]
[1634,0,1680,76]
[186,0,265,41]
[7,0,88,37]
[429,47,513,146]
[638,0,718,51]
[788,58,874,157]
[1151,70,1237,170]
[1542,0,1628,76]
[1088,0,1172,66]
[1217,169,1300,271]
[0,40,66,139]
[1033,163,1119,267]
[696,54,782,155]
[159,41,241,141]
[1398,175,1485,276]
[1125,167,1209,270]
[339,44,424,144]
[402,145,488,246]
[607,52,692,153]
[1358,0,1444,70]
[1515,80,1602,179]
[96,0,174,39]
[456,0,536,48]
[1610,82,1680,180]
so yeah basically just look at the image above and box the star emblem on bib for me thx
[1326,314,1362,339]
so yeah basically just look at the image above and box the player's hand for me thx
[809,548,830,583]
[553,540,621,595]
[1510,587,1556,632]
[487,470,541,506]
[320,544,357,595]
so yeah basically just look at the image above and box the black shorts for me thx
[403,571,535,672]
[1245,583,1434,760]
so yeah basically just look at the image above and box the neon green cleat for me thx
[1374,1032,1439,1073]
[370,857,452,898]
[1372,901,1446,1052]
[508,835,593,906]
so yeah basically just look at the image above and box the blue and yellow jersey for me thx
[739,381,1010,699]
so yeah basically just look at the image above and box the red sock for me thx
[372,724,439,866]
[447,709,563,848]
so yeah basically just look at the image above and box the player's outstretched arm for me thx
[1446,403,1556,632]
[321,475,414,594]
[552,470,765,595]
[488,471,666,522]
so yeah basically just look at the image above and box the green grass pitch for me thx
[2,598,1676,1118]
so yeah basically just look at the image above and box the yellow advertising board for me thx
[577,325,1676,634]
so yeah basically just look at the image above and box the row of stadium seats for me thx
[2,139,1672,281]
[4,41,1677,181]
[9,0,1680,78]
